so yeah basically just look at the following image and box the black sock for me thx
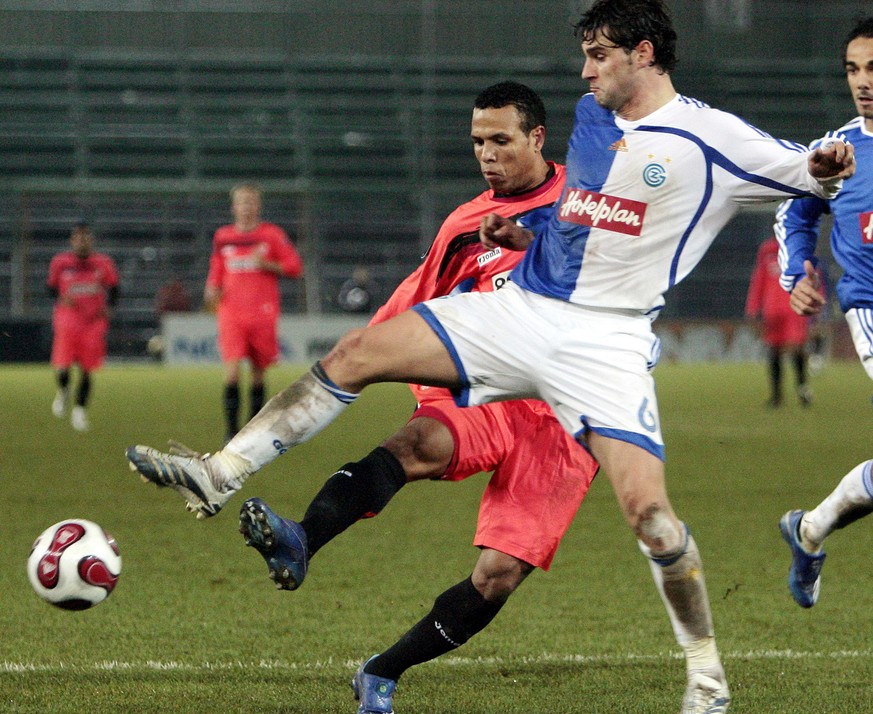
[57,369,70,391]
[250,383,266,420]
[366,576,504,682]
[300,446,407,557]
[223,383,240,436]
[768,348,782,402]
[76,372,91,407]
[793,351,807,387]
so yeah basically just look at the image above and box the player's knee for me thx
[382,419,452,480]
[321,327,378,391]
[635,505,684,556]
[471,554,533,603]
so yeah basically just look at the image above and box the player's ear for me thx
[531,125,546,152]
[633,39,656,68]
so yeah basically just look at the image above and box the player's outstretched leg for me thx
[124,365,356,519]
[779,509,827,608]
[352,655,396,714]
[125,444,250,519]
[239,497,308,590]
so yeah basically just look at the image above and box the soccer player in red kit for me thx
[232,82,600,713]
[205,184,303,441]
[745,236,814,407]
[48,222,119,432]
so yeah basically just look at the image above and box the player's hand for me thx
[203,285,221,312]
[789,260,826,316]
[808,139,855,181]
[480,213,534,251]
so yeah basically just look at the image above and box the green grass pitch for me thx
[2,361,873,713]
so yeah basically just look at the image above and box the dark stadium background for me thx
[0,0,866,361]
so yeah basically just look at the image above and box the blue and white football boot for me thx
[239,497,309,590]
[352,655,396,714]
[780,509,826,608]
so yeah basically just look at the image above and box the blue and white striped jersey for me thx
[511,93,840,315]
[775,117,873,312]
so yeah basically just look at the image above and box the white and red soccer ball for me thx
[27,519,121,610]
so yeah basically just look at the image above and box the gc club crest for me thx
[643,162,667,187]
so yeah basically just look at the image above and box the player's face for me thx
[845,35,873,128]
[581,30,640,114]
[231,188,262,228]
[70,228,93,258]
[471,105,545,195]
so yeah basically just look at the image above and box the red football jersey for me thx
[746,237,816,321]
[47,251,119,328]
[371,163,566,403]
[206,222,303,321]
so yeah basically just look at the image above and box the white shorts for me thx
[412,282,665,459]
[845,308,873,381]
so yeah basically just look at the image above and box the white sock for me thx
[223,364,357,472]
[640,530,720,671]
[802,460,873,551]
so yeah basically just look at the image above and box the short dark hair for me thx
[473,81,547,134]
[574,0,678,74]
[843,16,873,65]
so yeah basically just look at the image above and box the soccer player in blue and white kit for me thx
[127,2,855,711]
[777,17,873,611]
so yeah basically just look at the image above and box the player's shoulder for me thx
[213,224,235,242]
[254,222,290,242]
[836,116,870,142]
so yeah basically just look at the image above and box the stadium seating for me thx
[0,49,845,358]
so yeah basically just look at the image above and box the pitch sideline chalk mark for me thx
[2,648,872,674]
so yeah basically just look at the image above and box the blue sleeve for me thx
[774,196,829,292]
[516,205,556,240]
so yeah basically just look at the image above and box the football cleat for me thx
[71,406,89,432]
[52,389,68,418]
[780,509,826,608]
[239,497,308,590]
[125,444,235,519]
[681,667,730,714]
[352,655,396,714]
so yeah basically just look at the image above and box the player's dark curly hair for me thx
[843,16,873,64]
[474,81,547,134]
[574,0,678,74]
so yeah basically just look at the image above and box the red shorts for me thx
[217,315,279,369]
[51,318,108,371]
[413,397,598,570]
[762,312,809,348]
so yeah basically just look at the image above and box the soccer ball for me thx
[27,519,121,611]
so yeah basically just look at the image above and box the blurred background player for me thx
[778,16,873,609]
[336,265,374,314]
[205,183,303,442]
[47,221,119,431]
[745,235,814,407]
[235,81,599,714]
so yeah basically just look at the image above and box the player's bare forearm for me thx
[479,213,533,251]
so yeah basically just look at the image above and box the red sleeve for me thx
[205,231,225,289]
[270,227,303,278]
[101,255,119,288]
[47,255,62,290]
[745,243,769,318]
[371,260,432,325]
[370,209,474,325]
